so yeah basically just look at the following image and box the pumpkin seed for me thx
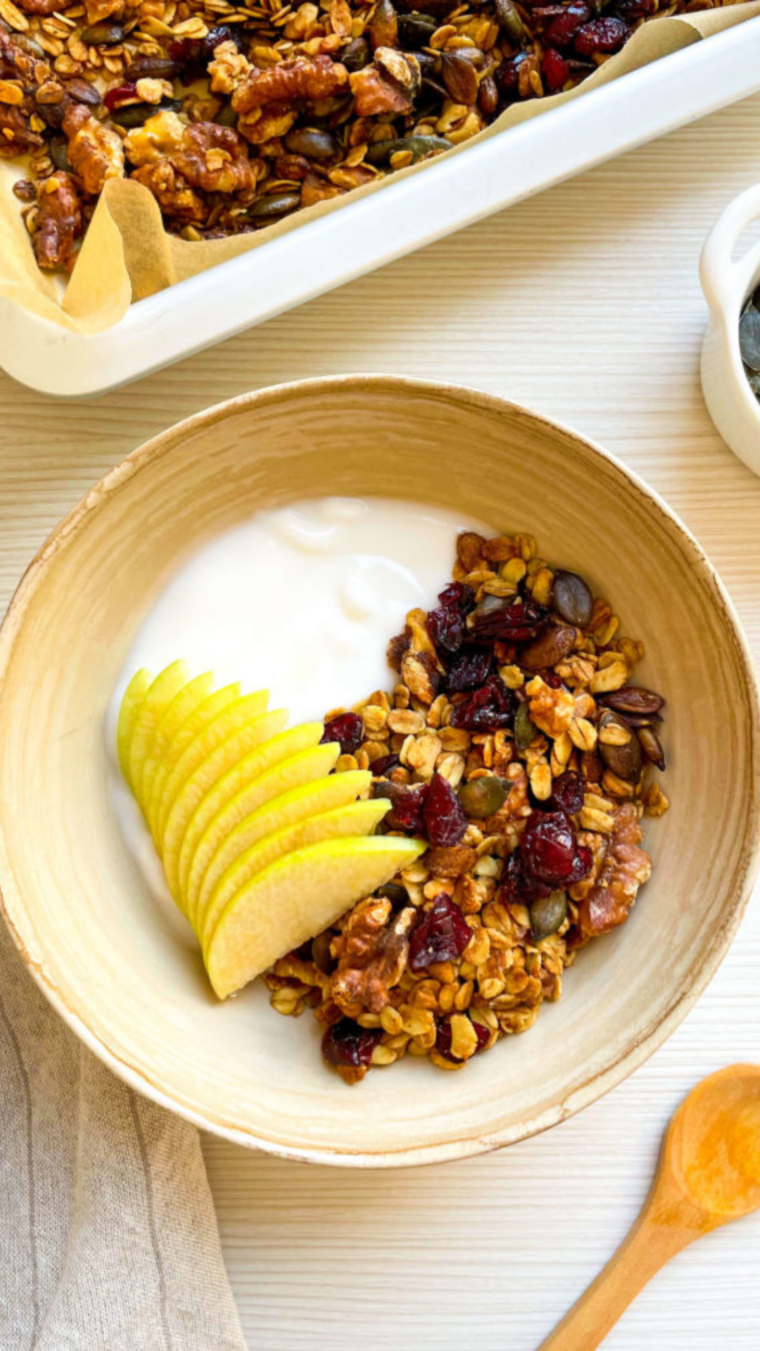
[398,11,437,46]
[126,55,179,80]
[494,0,526,42]
[366,133,451,165]
[441,52,479,105]
[514,699,537,750]
[284,127,339,161]
[248,191,301,220]
[598,710,642,780]
[552,569,593,627]
[111,97,181,128]
[530,891,567,942]
[81,21,124,44]
[49,136,72,173]
[601,685,664,717]
[637,726,665,771]
[458,775,508,818]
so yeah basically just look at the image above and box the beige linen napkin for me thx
[0,917,247,1351]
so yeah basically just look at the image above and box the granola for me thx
[0,0,731,274]
[263,529,669,1083]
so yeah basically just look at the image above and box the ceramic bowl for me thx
[0,376,758,1168]
[701,183,760,476]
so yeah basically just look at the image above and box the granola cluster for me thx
[0,0,728,272]
[264,529,669,1083]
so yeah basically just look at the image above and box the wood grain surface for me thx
[2,90,760,1351]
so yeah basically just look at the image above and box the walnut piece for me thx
[123,110,186,167]
[331,902,415,1017]
[131,161,206,222]
[208,40,251,96]
[33,170,82,270]
[0,103,42,158]
[63,103,124,194]
[236,103,297,146]
[350,50,420,116]
[526,674,575,738]
[573,803,652,938]
[171,122,258,194]
[232,54,349,114]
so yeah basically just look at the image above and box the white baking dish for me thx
[3,17,760,398]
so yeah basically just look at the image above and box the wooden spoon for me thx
[540,1064,760,1350]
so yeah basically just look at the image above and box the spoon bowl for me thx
[542,1064,760,1349]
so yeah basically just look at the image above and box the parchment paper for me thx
[1,1,757,335]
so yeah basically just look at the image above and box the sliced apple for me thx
[184,739,342,923]
[160,707,289,904]
[127,660,189,801]
[136,670,215,811]
[205,836,426,999]
[189,766,371,924]
[178,722,327,921]
[153,688,268,842]
[116,668,152,785]
[144,682,241,834]
[199,798,390,945]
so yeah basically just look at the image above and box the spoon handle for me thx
[538,1207,694,1351]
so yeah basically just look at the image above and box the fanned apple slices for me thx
[117,662,425,998]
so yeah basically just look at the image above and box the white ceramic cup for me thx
[701,183,760,476]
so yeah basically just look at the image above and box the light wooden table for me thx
[2,91,760,1351]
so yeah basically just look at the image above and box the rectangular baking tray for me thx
[3,17,760,398]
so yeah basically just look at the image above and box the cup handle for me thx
[700,183,760,317]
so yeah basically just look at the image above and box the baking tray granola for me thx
[1,16,760,394]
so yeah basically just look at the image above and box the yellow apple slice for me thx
[190,767,371,925]
[144,683,241,835]
[127,660,189,805]
[185,739,341,923]
[198,797,389,946]
[116,668,152,785]
[160,706,289,904]
[153,689,269,843]
[205,836,426,999]
[179,722,327,923]
[136,670,215,811]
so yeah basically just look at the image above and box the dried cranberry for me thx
[104,82,137,111]
[375,780,428,833]
[496,53,532,100]
[439,581,474,612]
[427,582,475,655]
[566,843,593,884]
[449,676,515,733]
[435,1015,489,1062]
[547,771,584,815]
[519,810,577,886]
[409,895,471,972]
[614,0,655,18]
[574,16,630,55]
[443,644,493,692]
[428,604,465,654]
[370,752,400,776]
[321,712,364,754]
[422,772,468,846]
[500,849,552,905]
[473,1021,490,1052]
[470,596,549,642]
[541,47,570,92]
[322,1019,380,1069]
[544,2,590,46]
[169,24,241,79]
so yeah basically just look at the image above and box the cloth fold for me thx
[0,917,247,1351]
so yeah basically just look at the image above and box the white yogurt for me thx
[109,496,492,906]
